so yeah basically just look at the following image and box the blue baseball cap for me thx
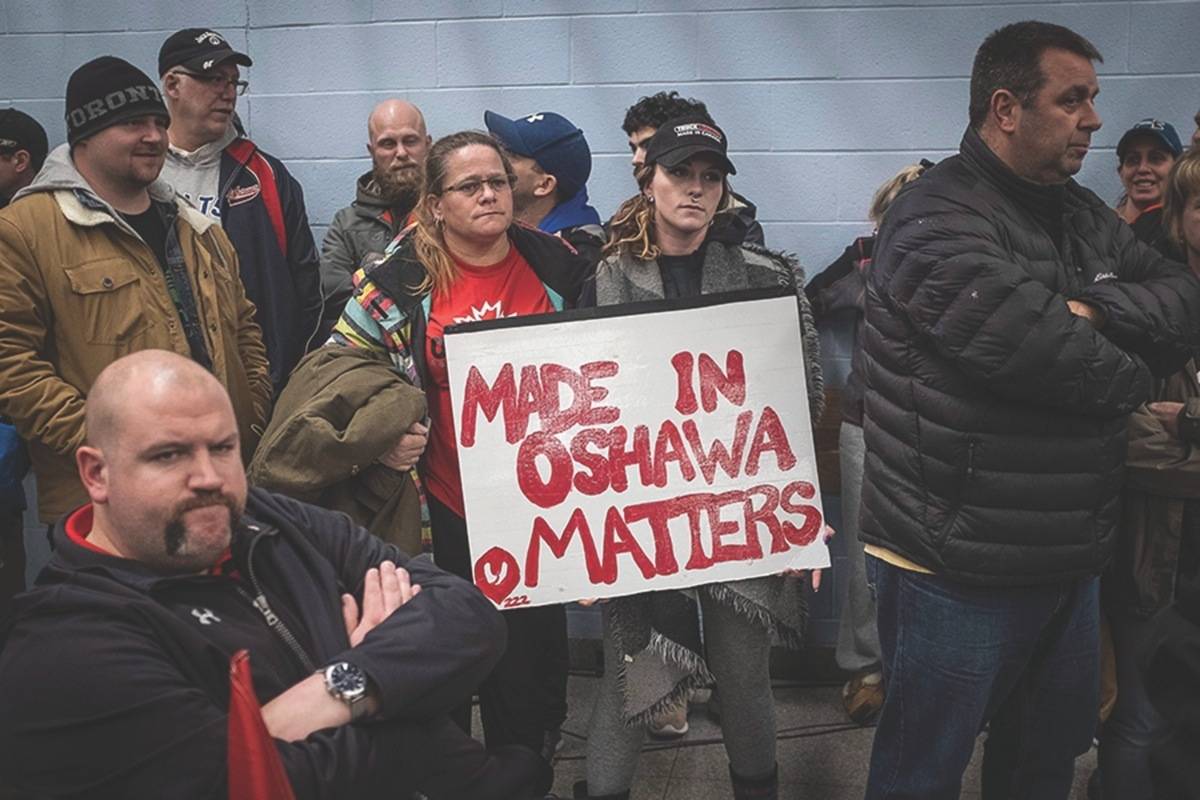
[484,110,592,200]
[1117,118,1183,160]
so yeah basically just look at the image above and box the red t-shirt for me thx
[423,245,555,516]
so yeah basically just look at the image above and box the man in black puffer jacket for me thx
[860,21,1200,800]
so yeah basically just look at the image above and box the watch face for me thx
[328,662,367,698]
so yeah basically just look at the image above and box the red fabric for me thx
[227,650,296,800]
[64,502,234,573]
[63,504,112,555]
[424,245,554,516]
[1128,202,1164,224]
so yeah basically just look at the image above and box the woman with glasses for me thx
[572,116,824,800]
[329,130,589,794]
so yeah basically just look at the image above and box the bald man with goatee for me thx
[0,350,547,799]
[319,99,432,336]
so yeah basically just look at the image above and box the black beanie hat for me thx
[65,56,169,146]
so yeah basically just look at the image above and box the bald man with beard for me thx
[0,350,546,799]
[319,99,432,337]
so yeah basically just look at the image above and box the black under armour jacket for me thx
[0,489,513,799]
[861,127,1200,586]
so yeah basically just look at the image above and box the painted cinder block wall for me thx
[5,0,1199,643]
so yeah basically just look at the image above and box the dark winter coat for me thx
[806,236,873,425]
[318,172,415,340]
[861,126,1200,585]
[219,139,323,391]
[0,489,506,799]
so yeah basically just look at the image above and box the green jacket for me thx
[1108,361,1200,616]
[248,346,426,554]
[0,145,271,522]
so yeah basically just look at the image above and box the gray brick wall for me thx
[5,0,1200,644]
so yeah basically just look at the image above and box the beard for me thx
[163,491,241,558]
[374,162,422,209]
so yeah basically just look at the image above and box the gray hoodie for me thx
[159,125,237,221]
[14,143,195,242]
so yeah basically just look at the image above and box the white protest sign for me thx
[444,292,828,609]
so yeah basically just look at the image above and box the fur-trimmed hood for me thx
[13,143,215,240]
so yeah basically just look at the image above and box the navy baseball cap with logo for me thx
[484,110,592,200]
[1117,118,1184,160]
[643,114,736,175]
[158,28,252,76]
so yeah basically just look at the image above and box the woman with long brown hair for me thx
[573,116,825,800]
[331,129,590,794]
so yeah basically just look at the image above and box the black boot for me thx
[729,764,778,800]
[571,779,630,800]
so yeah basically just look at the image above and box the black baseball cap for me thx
[158,28,252,76]
[0,108,49,170]
[643,114,736,175]
[1116,118,1184,160]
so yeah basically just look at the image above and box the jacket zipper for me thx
[240,528,316,674]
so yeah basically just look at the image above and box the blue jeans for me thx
[864,556,1099,800]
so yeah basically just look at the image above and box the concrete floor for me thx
[542,677,1098,799]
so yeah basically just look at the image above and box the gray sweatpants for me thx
[835,421,882,673]
[585,593,778,794]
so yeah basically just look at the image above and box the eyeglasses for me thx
[171,70,249,96]
[443,175,515,197]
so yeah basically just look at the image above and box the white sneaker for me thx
[647,696,689,739]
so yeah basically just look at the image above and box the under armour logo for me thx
[202,59,214,70]
[191,607,221,625]
[525,114,544,123]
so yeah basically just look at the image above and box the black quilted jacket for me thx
[860,127,1200,585]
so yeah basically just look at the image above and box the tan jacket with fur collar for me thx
[0,145,271,521]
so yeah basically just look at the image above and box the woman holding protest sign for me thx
[329,129,591,793]
[572,116,825,800]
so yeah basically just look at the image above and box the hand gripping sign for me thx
[445,289,828,609]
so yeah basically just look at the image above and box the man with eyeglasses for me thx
[158,28,322,393]
[0,56,271,532]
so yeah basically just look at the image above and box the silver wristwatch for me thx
[321,661,372,722]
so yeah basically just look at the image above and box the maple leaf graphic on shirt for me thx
[453,300,512,324]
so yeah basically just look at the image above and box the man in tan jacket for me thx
[0,55,271,523]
